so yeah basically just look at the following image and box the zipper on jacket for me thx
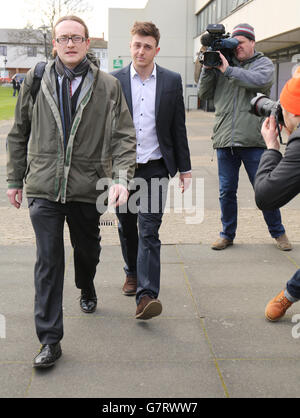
[60,86,94,204]
[230,86,239,148]
[40,77,65,201]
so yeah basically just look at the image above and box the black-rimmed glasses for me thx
[56,36,86,45]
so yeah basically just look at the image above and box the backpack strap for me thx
[31,62,47,104]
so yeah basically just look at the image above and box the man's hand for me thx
[108,183,129,208]
[216,52,229,73]
[261,115,281,151]
[204,52,229,72]
[7,189,23,209]
[179,172,192,193]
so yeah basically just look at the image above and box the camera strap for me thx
[276,118,285,145]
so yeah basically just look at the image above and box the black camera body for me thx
[250,94,284,126]
[200,24,239,67]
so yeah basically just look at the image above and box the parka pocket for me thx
[24,159,32,184]
[25,155,58,198]
[213,113,227,135]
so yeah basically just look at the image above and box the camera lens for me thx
[250,95,275,117]
[203,51,222,67]
[250,94,285,125]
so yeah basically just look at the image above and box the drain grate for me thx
[100,219,118,227]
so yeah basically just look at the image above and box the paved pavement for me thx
[0,111,300,399]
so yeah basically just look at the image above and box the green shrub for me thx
[0,85,17,120]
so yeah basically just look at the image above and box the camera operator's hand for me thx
[261,115,281,151]
[216,52,229,73]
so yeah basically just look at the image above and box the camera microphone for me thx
[200,24,238,67]
[201,33,213,47]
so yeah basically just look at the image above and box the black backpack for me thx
[30,62,47,104]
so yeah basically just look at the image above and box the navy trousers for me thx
[287,270,300,301]
[217,147,285,241]
[116,159,169,305]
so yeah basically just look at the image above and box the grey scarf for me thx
[55,56,90,147]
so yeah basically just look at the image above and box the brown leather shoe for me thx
[122,276,137,296]
[265,290,293,322]
[136,295,162,320]
[275,233,292,251]
[211,237,233,250]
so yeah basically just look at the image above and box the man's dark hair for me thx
[131,21,160,46]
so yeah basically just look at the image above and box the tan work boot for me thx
[265,290,293,322]
[275,233,292,251]
[211,237,233,250]
[122,276,137,296]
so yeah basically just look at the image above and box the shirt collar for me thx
[130,62,157,80]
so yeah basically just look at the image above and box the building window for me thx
[91,50,108,60]
[27,46,37,57]
[196,0,250,36]
[0,46,7,56]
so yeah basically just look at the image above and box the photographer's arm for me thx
[223,56,274,93]
[254,133,300,210]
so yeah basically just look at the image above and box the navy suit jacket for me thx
[111,64,191,178]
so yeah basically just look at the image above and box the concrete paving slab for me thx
[0,364,33,398]
[0,314,36,362]
[203,316,300,359]
[62,246,198,318]
[62,317,212,363]
[218,359,300,398]
[62,284,197,319]
[189,285,299,318]
[27,360,226,398]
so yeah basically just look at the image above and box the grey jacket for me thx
[198,51,274,149]
[255,126,300,210]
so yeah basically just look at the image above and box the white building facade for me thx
[108,0,300,109]
[194,0,300,102]
[108,0,198,110]
[0,29,48,79]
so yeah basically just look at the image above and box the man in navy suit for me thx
[112,21,192,320]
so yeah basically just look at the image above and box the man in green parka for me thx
[6,15,136,368]
[198,23,291,252]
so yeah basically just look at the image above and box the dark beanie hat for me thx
[232,23,255,41]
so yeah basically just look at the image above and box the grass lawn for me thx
[0,85,17,120]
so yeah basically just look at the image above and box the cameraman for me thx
[198,23,291,251]
[255,68,300,321]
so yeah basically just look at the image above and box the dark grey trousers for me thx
[28,198,101,344]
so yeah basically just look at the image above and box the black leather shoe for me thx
[80,285,97,313]
[33,343,62,369]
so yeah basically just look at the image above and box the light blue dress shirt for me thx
[130,63,162,164]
